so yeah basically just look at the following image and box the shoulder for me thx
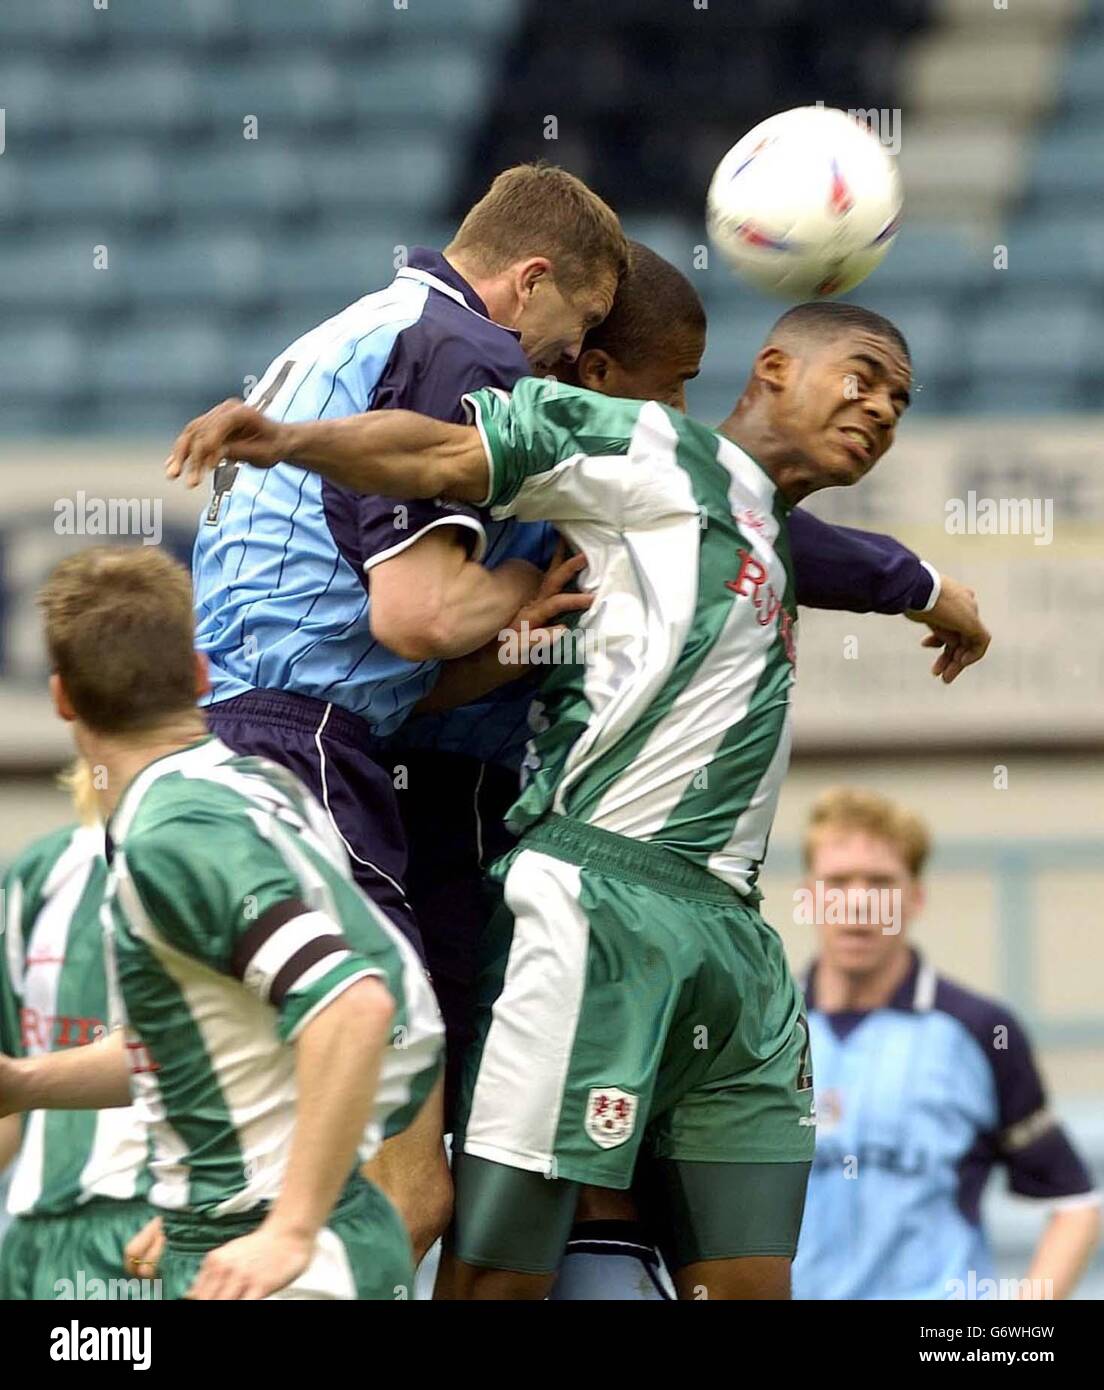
[931,972,1030,1056]
[930,971,1044,1120]
[3,823,100,902]
[386,300,528,396]
[117,773,256,873]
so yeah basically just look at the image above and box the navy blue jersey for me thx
[794,952,1097,1299]
[192,248,547,733]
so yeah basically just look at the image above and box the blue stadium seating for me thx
[0,0,1101,432]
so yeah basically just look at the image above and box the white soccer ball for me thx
[706,106,903,299]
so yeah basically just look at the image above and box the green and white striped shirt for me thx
[1,825,149,1218]
[465,377,797,901]
[104,738,443,1218]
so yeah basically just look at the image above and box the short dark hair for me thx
[581,240,707,367]
[766,301,910,361]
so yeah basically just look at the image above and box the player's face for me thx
[778,330,912,487]
[805,830,923,977]
[519,272,618,373]
[570,325,706,410]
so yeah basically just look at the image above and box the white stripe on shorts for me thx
[463,849,590,1175]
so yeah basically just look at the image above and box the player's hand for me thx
[185,1225,315,1301]
[124,1215,165,1282]
[906,573,991,684]
[503,541,593,657]
[165,398,288,488]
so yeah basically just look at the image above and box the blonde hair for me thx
[447,163,629,296]
[59,759,100,827]
[38,546,197,735]
[803,787,932,878]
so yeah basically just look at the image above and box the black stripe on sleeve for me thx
[269,935,351,1007]
[230,897,311,982]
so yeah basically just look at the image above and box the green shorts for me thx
[452,816,814,1269]
[0,1198,157,1301]
[158,1176,413,1301]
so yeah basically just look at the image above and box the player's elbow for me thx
[339,976,395,1045]
[369,586,464,661]
[369,597,456,662]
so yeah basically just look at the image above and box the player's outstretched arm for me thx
[186,976,395,1301]
[0,1030,132,1116]
[166,398,489,503]
[906,573,992,684]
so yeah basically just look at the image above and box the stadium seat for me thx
[1001,215,1104,288]
[1029,125,1104,203]
[1061,38,1104,112]
[344,53,490,127]
[97,0,240,47]
[96,322,236,403]
[622,217,701,276]
[195,58,350,132]
[63,64,205,139]
[307,142,456,218]
[232,0,380,43]
[962,295,1100,379]
[0,0,99,48]
[265,232,412,312]
[20,148,165,224]
[384,0,521,41]
[863,226,991,297]
[0,63,73,141]
[120,234,269,312]
[165,146,311,221]
[0,326,90,401]
[1,236,132,312]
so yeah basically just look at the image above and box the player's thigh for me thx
[457,848,689,1193]
[361,1075,451,1247]
[640,1157,811,1281]
[445,1151,579,1283]
[648,906,815,1176]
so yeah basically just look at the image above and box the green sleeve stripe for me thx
[463,389,505,509]
[278,962,386,1043]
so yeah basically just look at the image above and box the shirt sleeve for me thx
[119,820,385,1045]
[463,378,687,527]
[985,1005,1097,1202]
[360,326,528,571]
[788,508,937,613]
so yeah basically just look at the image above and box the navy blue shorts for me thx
[205,690,424,958]
[389,747,519,1129]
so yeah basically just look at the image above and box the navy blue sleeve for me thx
[788,508,935,613]
[938,975,1096,1202]
[361,325,527,568]
[986,1007,1096,1201]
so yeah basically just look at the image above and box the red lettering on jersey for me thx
[20,1007,46,1051]
[725,549,768,599]
[726,548,796,666]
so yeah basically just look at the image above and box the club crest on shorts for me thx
[585,1086,638,1149]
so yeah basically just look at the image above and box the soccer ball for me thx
[706,106,903,299]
